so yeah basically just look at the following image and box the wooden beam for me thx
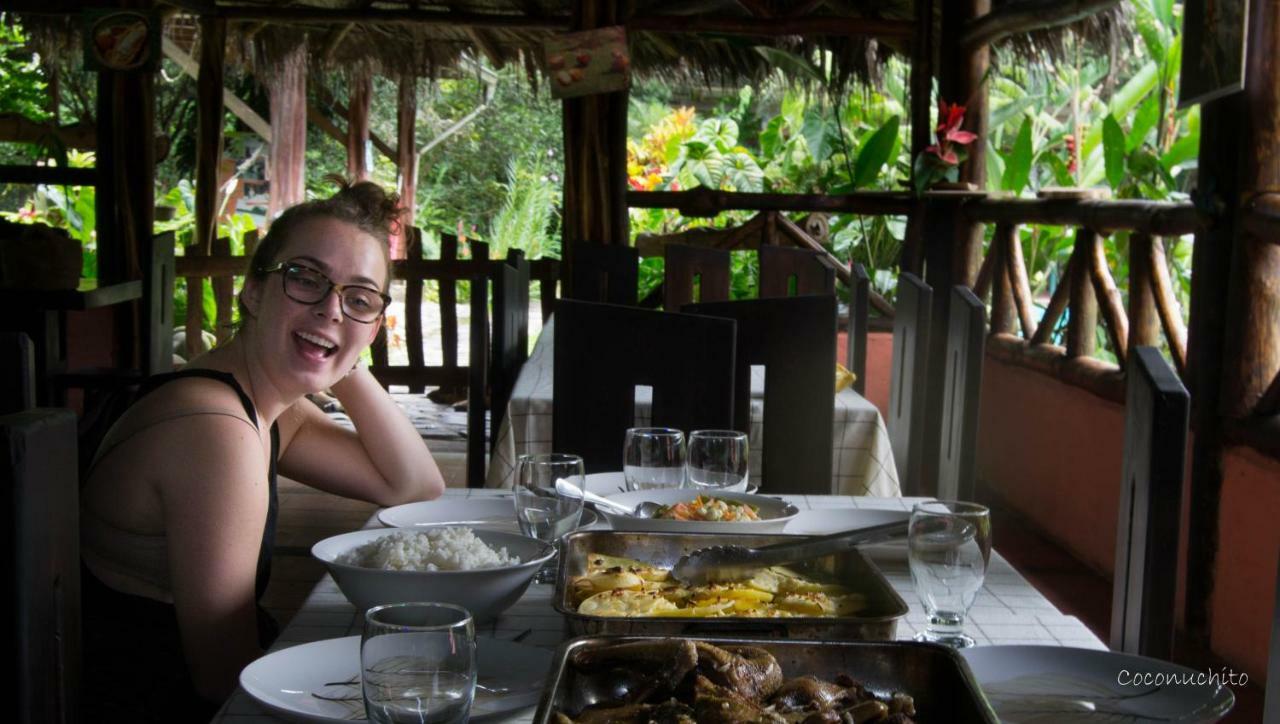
[161,36,271,143]
[965,197,1204,235]
[312,83,397,161]
[962,0,1120,52]
[909,0,936,164]
[1149,238,1188,376]
[347,68,372,182]
[0,165,96,186]
[395,74,419,261]
[627,14,914,38]
[628,189,915,215]
[266,44,307,220]
[466,27,505,68]
[1087,232,1128,363]
[194,16,225,257]
[217,6,569,29]
[0,114,95,150]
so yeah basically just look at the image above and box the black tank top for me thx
[81,369,280,722]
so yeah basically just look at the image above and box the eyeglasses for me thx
[258,262,390,324]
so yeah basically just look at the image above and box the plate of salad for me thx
[599,489,799,533]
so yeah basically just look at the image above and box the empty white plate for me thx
[239,635,551,723]
[960,645,1234,723]
[379,497,597,531]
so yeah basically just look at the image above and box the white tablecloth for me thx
[213,489,1107,724]
[485,318,901,496]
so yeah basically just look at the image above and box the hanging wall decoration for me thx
[82,9,160,72]
[544,26,630,99]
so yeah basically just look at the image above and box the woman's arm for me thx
[277,367,445,506]
[162,415,272,702]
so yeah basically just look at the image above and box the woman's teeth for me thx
[296,331,338,356]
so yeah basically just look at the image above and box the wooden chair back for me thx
[489,250,530,454]
[566,243,638,306]
[1109,346,1189,659]
[685,295,836,494]
[847,262,870,395]
[937,286,986,501]
[1,332,36,414]
[552,299,736,473]
[141,230,176,376]
[888,272,933,496]
[758,245,835,298]
[663,244,730,310]
[4,408,80,724]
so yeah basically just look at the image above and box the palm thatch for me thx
[15,0,1129,91]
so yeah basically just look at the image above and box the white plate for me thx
[782,508,910,536]
[584,472,758,496]
[960,645,1234,723]
[239,635,551,723]
[600,489,798,533]
[378,498,598,531]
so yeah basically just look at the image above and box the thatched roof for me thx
[16,0,1128,90]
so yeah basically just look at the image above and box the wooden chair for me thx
[1109,346,1189,659]
[685,295,837,494]
[1,332,36,414]
[4,408,80,724]
[758,245,835,298]
[489,250,530,454]
[552,298,736,473]
[663,243,730,311]
[887,273,933,496]
[566,243,638,306]
[936,286,986,502]
[847,262,870,395]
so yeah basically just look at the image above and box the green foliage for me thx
[1001,117,1033,193]
[487,155,560,259]
[0,18,51,123]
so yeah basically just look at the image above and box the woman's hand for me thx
[278,367,446,505]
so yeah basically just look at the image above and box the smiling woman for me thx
[79,178,446,722]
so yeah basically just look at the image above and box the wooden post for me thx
[266,43,307,220]
[1066,229,1099,358]
[346,66,372,182]
[909,0,935,164]
[1127,233,1160,351]
[394,75,418,261]
[988,224,1015,334]
[194,17,226,257]
[1006,225,1037,337]
[1088,233,1128,363]
[560,1,629,283]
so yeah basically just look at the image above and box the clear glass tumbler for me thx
[513,453,585,584]
[361,602,476,724]
[686,430,749,491]
[623,427,686,491]
[908,500,992,648]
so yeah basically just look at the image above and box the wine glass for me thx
[513,453,584,584]
[686,430,749,491]
[361,602,476,724]
[623,427,686,492]
[908,501,992,648]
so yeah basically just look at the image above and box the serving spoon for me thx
[553,478,664,518]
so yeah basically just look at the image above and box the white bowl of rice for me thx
[312,526,555,621]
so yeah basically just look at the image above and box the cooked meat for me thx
[770,676,850,712]
[564,698,696,724]
[693,641,785,701]
[691,674,787,724]
[798,710,843,724]
[569,638,699,699]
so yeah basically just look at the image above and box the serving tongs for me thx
[671,520,909,586]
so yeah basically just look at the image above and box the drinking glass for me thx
[623,428,686,491]
[361,602,476,724]
[908,501,991,648]
[686,430,749,491]
[513,453,585,584]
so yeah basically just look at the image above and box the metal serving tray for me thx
[553,529,909,640]
[531,635,999,724]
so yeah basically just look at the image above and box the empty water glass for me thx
[908,501,991,648]
[513,453,585,584]
[361,602,476,724]
[623,428,686,491]
[686,430,749,491]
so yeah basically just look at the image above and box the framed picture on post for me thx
[1178,0,1250,108]
[82,9,160,73]
[544,26,630,99]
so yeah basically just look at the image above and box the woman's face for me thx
[242,216,388,395]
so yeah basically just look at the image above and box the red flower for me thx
[936,100,977,146]
[925,144,959,165]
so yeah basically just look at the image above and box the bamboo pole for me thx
[395,74,418,261]
[346,67,372,182]
[965,198,1203,235]
[1127,233,1160,352]
[973,247,994,300]
[194,17,225,257]
[1065,229,1098,358]
[1006,224,1037,338]
[1087,232,1128,363]
[1149,239,1188,375]
[1030,251,1074,346]
[989,225,1016,334]
[266,43,307,220]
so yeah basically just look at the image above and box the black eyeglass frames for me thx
[258,262,390,324]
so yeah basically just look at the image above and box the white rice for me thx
[338,527,521,571]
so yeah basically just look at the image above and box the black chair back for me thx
[142,230,176,376]
[663,244,730,311]
[937,286,986,501]
[1,332,36,414]
[758,245,835,298]
[490,250,530,454]
[566,243,638,306]
[552,299,735,473]
[685,295,836,494]
[888,273,933,495]
[1109,346,1189,659]
[847,262,870,395]
[4,408,80,724]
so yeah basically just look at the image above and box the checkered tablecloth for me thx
[485,318,901,496]
[212,489,1106,724]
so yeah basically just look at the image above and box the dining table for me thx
[484,317,902,497]
[212,488,1108,724]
